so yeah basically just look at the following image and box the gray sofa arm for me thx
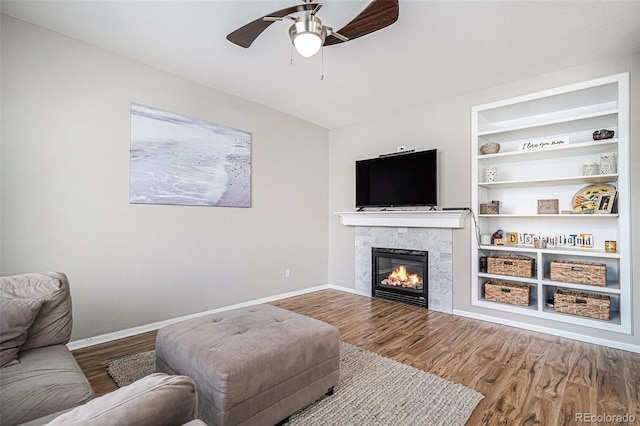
[0,272,72,350]
[45,373,201,426]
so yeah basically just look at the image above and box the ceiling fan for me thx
[226,0,399,58]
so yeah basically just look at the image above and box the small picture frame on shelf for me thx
[596,190,617,214]
[537,199,559,214]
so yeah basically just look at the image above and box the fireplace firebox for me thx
[372,247,428,307]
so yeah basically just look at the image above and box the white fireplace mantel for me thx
[336,210,469,229]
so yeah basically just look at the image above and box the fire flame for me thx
[387,265,422,286]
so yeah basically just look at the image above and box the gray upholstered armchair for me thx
[0,272,204,426]
[1,272,94,424]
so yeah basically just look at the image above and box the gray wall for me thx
[328,54,640,347]
[2,13,638,348]
[1,15,329,341]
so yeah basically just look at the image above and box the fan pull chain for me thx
[290,44,293,65]
[321,47,324,80]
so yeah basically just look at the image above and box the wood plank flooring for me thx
[72,290,640,425]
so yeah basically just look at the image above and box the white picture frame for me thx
[596,191,616,214]
[130,103,252,207]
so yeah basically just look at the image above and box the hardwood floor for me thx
[72,290,640,425]
[72,330,158,396]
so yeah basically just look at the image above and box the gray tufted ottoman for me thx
[156,304,340,426]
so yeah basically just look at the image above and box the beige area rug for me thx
[108,342,483,425]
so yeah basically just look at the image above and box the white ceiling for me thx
[2,1,639,129]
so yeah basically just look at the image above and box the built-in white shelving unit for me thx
[470,73,631,334]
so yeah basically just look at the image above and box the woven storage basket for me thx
[485,280,530,306]
[550,260,606,286]
[480,203,500,214]
[487,255,535,278]
[554,289,610,320]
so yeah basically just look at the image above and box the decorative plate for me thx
[572,184,616,214]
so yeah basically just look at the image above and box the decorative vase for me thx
[599,152,617,174]
[484,167,497,182]
[480,143,500,155]
[581,162,598,176]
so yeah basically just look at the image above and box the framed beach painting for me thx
[130,103,251,207]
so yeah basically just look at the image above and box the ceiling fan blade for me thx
[227,3,320,48]
[323,0,399,46]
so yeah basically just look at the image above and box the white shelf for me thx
[477,116,619,148]
[476,298,538,312]
[478,174,617,189]
[478,108,618,136]
[541,247,620,258]
[479,244,536,253]
[540,306,622,329]
[478,272,538,285]
[472,299,623,332]
[471,72,631,336]
[478,214,618,219]
[541,279,621,294]
[478,244,620,258]
[478,140,618,163]
[477,81,618,126]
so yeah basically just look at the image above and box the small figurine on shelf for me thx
[492,229,505,246]
[592,129,615,140]
[534,237,542,249]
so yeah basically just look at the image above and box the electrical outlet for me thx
[285,269,290,278]
[397,145,406,152]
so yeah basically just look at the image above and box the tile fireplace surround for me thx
[355,227,453,313]
[338,211,468,314]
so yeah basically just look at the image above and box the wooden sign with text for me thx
[518,137,569,151]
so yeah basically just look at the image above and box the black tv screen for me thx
[355,149,437,208]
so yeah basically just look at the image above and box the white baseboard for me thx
[326,284,357,294]
[69,286,638,354]
[453,309,640,354]
[67,284,355,350]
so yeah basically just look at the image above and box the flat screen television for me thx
[355,149,437,208]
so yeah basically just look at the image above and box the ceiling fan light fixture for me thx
[293,32,322,57]
[289,15,326,58]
